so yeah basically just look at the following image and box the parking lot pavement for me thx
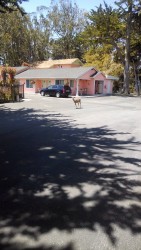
[0,94,141,250]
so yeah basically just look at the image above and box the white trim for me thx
[76,79,79,96]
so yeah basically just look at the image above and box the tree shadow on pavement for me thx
[0,106,141,250]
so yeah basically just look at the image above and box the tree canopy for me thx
[0,0,28,15]
[83,0,141,94]
[47,0,87,59]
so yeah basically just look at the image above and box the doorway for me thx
[95,81,104,94]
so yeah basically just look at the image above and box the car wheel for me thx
[56,92,61,98]
[41,91,45,96]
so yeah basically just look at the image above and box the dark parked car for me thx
[40,85,71,98]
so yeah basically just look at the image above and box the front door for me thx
[107,82,111,94]
[95,81,104,94]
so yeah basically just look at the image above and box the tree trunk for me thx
[123,3,132,95]
[124,42,130,94]
[133,61,140,96]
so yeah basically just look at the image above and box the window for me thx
[42,80,50,88]
[52,85,57,89]
[48,86,53,90]
[55,80,64,85]
[26,80,33,88]
[70,80,74,88]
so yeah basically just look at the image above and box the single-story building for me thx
[15,66,118,96]
[0,59,119,96]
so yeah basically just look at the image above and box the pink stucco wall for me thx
[18,79,35,93]
[103,79,113,94]
[80,68,96,80]
[71,79,94,96]
[94,73,105,80]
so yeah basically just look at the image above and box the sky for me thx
[21,0,116,13]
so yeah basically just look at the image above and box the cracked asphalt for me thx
[0,94,141,250]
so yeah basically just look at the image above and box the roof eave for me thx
[77,67,95,79]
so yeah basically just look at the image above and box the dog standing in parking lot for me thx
[72,96,81,109]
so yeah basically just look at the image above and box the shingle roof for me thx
[15,67,94,79]
[36,58,83,68]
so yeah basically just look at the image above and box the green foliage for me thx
[1,66,16,85]
[47,0,87,59]
[85,3,125,62]
[27,14,51,61]
[0,9,51,65]
[0,11,32,65]
[84,46,123,77]
[0,0,28,15]
[82,0,141,94]
[0,0,86,64]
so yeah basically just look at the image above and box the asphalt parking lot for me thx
[0,94,141,250]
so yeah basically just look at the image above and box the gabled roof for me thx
[91,71,105,78]
[91,71,119,81]
[15,67,94,80]
[36,58,83,68]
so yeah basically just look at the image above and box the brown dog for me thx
[72,96,81,108]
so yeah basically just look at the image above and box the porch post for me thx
[94,79,95,95]
[76,78,79,96]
